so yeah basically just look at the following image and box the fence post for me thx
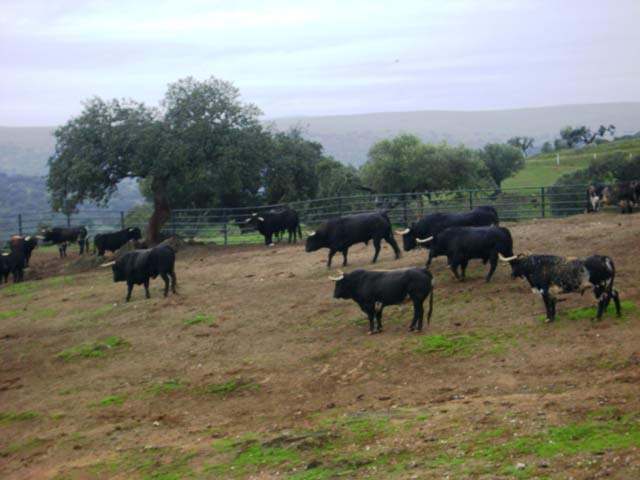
[120,211,125,229]
[18,214,23,236]
[66,214,71,227]
[468,191,473,210]
[541,187,546,218]
[223,216,228,246]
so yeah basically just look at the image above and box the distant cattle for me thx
[330,267,434,334]
[102,244,177,302]
[94,227,142,256]
[500,253,621,322]
[416,226,514,282]
[397,206,499,252]
[305,212,401,268]
[37,226,89,257]
[246,208,302,246]
[586,181,640,214]
[0,249,25,283]
[9,235,37,267]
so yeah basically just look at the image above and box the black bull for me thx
[246,209,302,246]
[502,253,621,322]
[331,267,434,334]
[398,206,499,252]
[305,212,401,267]
[37,226,89,257]
[94,227,142,256]
[103,244,177,302]
[416,226,514,282]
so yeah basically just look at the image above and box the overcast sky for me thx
[1,0,639,126]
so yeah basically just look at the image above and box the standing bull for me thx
[587,181,639,214]
[0,249,25,283]
[94,227,142,256]
[246,208,302,246]
[9,235,38,267]
[416,226,513,282]
[330,267,434,334]
[305,212,401,267]
[37,226,89,257]
[500,253,621,322]
[397,206,499,252]
[101,244,177,301]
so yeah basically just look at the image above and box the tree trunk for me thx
[147,176,171,245]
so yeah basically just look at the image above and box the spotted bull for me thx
[500,253,621,322]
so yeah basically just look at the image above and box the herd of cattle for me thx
[1,186,629,332]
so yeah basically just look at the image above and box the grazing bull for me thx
[37,226,89,257]
[305,212,401,268]
[9,235,37,267]
[94,227,142,256]
[416,226,513,282]
[0,249,25,283]
[330,268,434,334]
[500,253,621,322]
[101,244,177,302]
[246,208,302,246]
[397,206,499,252]
[587,181,639,214]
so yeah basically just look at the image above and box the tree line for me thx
[47,76,525,243]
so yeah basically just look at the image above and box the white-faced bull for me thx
[330,268,434,334]
[416,226,513,282]
[397,206,499,252]
[586,181,640,214]
[306,212,401,268]
[102,244,177,302]
[500,253,621,322]
[9,235,37,267]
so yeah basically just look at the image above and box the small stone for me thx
[537,461,549,468]
[153,421,160,427]
[516,462,526,470]
[326,402,336,409]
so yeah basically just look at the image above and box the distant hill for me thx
[270,102,640,166]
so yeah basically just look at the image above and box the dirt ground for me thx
[1,213,639,479]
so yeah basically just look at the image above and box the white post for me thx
[556,153,560,166]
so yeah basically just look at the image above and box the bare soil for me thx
[1,213,639,479]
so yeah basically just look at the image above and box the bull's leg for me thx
[486,254,498,282]
[542,292,553,322]
[170,272,178,294]
[459,259,469,280]
[372,238,382,263]
[161,273,170,297]
[265,233,273,246]
[611,289,622,317]
[327,249,337,268]
[385,234,401,259]
[412,298,425,331]
[58,244,64,258]
[359,302,376,334]
[341,249,348,267]
[78,239,84,255]
[448,256,460,280]
[126,282,134,302]
[426,248,435,267]
[143,279,150,299]
[375,304,384,333]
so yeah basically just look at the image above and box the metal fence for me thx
[0,184,589,245]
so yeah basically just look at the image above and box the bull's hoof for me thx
[268,243,275,247]
[409,326,415,332]
[544,318,553,323]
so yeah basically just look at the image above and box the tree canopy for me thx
[507,136,534,157]
[480,143,525,189]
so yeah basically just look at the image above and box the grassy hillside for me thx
[503,138,640,188]
[1,213,640,479]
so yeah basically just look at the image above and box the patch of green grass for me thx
[184,314,215,326]
[149,380,184,393]
[88,394,127,407]
[56,336,128,361]
[0,437,50,455]
[0,309,19,319]
[540,300,637,322]
[91,447,197,479]
[205,379,245,395]
[0,282,35,296]
[45,275,75,286]
[415,334,481,356]
[0,411,39,423]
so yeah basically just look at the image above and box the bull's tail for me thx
[427,287,434,325]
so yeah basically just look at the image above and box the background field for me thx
[1,212,639,479]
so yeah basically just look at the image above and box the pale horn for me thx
[328,269,344,281]
[498,253,518,262]
[395,228,410,235]
[416,236,433,244]
[100,261,117,267]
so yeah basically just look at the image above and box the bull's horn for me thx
[395,228,410,235]
[100,261,116,267]
[258,216,264,221]
[244,217,252,223]
[306,231,316,237]
[416,236,433,244]
[25,236,31,241]
[328,269,344,281]
[498,253,518,262]
[35,235,46,240]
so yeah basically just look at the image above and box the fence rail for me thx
[0,184,590,245]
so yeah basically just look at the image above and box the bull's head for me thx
[305,230,323,252]
[128,227,142,240]
[499,253,526,278]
